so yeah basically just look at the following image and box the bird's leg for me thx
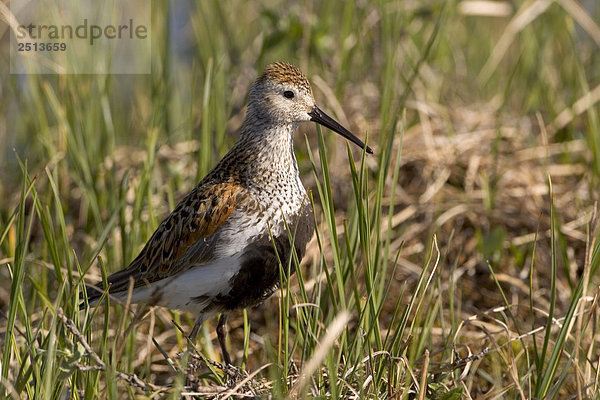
[216,313,232,365]
[189,314,205,341]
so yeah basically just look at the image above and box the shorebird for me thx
[85,62,372,365]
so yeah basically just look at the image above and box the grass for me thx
[1,0,600,398]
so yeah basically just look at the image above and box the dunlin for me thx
[85,62,372,364]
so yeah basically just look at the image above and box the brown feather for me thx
[92,181,244,296]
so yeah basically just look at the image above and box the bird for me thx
[84,62,373,365]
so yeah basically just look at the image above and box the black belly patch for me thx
[214,201,314,311]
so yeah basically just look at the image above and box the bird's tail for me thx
[79,281,107,310]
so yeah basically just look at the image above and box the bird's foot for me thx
[220,363,247,386]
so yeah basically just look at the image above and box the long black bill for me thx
[309,106,373,154]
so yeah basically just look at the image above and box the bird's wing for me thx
[95,181,244,296]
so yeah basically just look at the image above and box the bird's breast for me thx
[212,195,314,311]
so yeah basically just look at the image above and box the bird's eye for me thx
[283,90,295,99]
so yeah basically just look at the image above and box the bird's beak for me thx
[308,106,373,154]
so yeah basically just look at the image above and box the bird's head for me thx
[247,62,372,154]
